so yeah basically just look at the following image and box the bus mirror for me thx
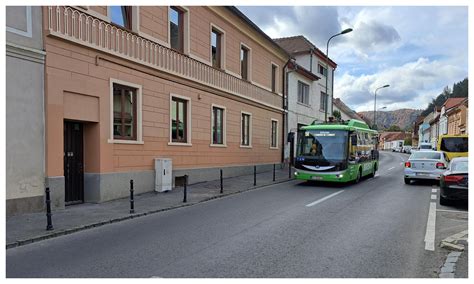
[351,135,357,146]
[287,132,295,143]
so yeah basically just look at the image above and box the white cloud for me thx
[335,57,467,112]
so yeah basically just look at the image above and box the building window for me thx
[241,112,251,146]
[318,64,328,77]
[211,28,222,69]
[170,6,184,52]
[320,91,328,111]
[113,83,137,140]
[297,81,309,105]
[240,45,250,80]
[271,64,278,93]
[171,97,188,143]
[212,106,225,145]
[271,119,278,148]
[111,6,132,30]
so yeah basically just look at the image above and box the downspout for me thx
[309,48,313,73]
[281,59,291,164]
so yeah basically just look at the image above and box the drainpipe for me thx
[309,48,313,73]
[282,58,296,164]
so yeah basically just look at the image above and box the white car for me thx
[404,150,449,184]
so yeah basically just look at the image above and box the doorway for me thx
[64,121,84,205]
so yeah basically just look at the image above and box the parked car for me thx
[404,150,449,184]
[402,145,412,153]
[437,134,468,161]
[439,157,468,205]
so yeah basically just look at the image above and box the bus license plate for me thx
[312,176,323,180]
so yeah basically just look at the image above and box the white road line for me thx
[436,209,468,214]
[400,156,405,162]
[387,166,395,171]
[306,190,344,207]
[424,202,437,251]
[432,188,438,193]
[431,194,437,200]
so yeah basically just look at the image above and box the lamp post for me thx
[325,28,353,122]
[373,85,390,129]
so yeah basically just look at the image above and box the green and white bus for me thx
[294,119,379,183]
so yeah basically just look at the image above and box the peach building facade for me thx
[43,6,289,207]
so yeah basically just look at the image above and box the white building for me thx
[274,35,337,162]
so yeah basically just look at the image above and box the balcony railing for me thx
[47,6,281,109]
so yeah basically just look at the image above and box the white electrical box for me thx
[155,158,172,192]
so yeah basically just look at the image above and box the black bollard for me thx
[273,164,276,181]
[45,187,54,231]
[130,180,135,214]
[220,169,223,194]
[254,165,257,186]
[183,175,188,203]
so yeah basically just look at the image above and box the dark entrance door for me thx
[64,121,84,205]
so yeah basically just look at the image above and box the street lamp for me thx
[373,85,390,129]
[324,28,353,122]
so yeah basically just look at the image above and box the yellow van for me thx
[437,134,468,160]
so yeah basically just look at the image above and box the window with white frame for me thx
[240,45,250,81]
[211,28,223,69]
[241,112,251,146]
[171,96,189,143]
[211,106,225,145]
[320,91,328,111]
[110,79,142,143]
[111,6,132,30]
[271,119,278,148]
[271,64,278,93]
[170,6,185,52]
[318,63,328,77]
[297,81,309,105]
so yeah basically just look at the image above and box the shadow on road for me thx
[294,176,374,189]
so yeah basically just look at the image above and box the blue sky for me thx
[238,6,468,112]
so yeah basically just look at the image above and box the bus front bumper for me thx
[294,169,353,183]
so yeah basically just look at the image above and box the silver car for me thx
[404,150,449,184]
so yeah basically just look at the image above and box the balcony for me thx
[46,6,282,110]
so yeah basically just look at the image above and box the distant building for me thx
[332,98,364,121]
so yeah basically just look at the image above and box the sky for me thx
[238,6,468,112]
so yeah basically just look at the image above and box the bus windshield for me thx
[297,130,348,161]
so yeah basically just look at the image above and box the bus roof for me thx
[300,119,378,134]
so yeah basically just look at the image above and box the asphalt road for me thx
[6,151,458,278]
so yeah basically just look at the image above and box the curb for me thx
[438,230,468,278]
[6,178,294,250]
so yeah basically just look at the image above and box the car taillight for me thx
[436,162,446,169]
[444,175,463,182]
[405,162,411,168]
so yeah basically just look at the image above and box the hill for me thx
[357,109,422,131]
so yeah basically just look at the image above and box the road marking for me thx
[436,209,468,214]
[306,190,344,207]
[424,202,437,251]
[432,188,438,193]
[400,156,405,162]
[431,194,437,200]
[387,166,395,171]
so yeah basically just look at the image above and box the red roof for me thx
[443,98,466,110]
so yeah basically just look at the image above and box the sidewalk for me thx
[6,166,294,249]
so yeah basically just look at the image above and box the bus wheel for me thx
[355,168,361,183]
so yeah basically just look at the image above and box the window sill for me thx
[168,142,192,147]
[270,146,279,150]
[108,139,144,145]
[210,144,227,148]
[297,102,311,108]
[240,145,252,149]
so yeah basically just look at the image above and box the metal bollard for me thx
[254,165,257,186]
[273,164,276,181]
[288,162,292,179]
[130,180,135,214]
[45,187,54,231]
[220,169,223,194]
[183,175,188,203]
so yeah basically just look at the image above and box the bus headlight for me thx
[294,172,298,176]
[336,174,344,178]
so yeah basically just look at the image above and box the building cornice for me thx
[6,42,45,64]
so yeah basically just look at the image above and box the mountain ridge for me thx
[357,109,422,130]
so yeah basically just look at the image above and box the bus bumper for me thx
[294,169,352,183]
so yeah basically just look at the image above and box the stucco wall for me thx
[6,6,45,206]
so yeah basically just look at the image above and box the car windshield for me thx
[411,152,440,160]
[297,130,348,161]
[451,161,468,171]
[440,137,468,152]
[419,144,431,149]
